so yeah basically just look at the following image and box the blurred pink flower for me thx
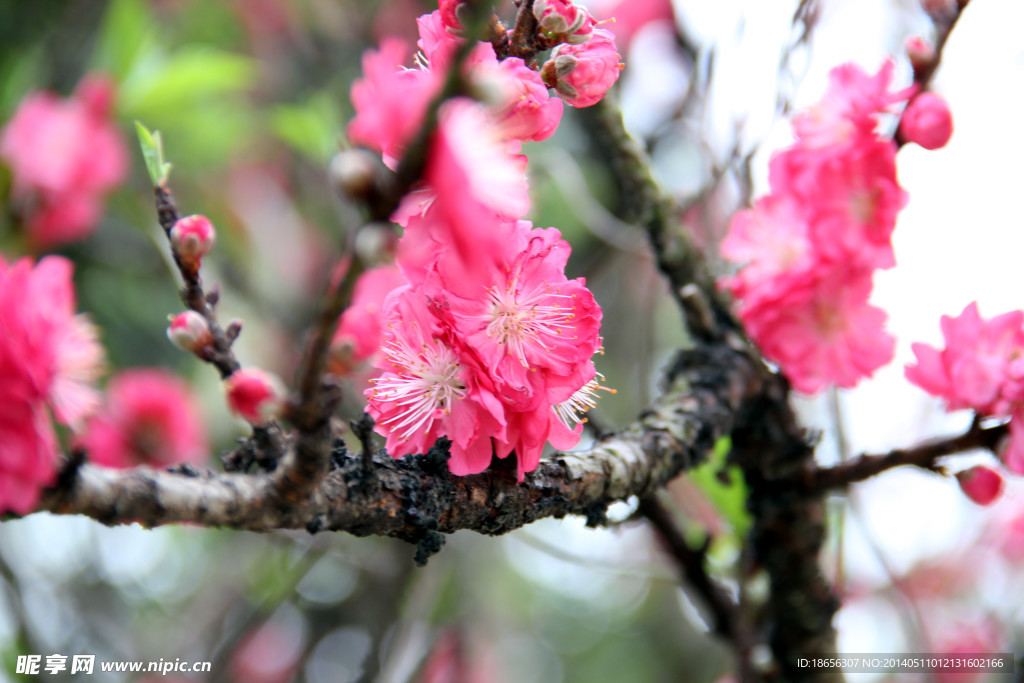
[738,267,895,395]
[905,303,1024,415]
[493,58,564,143]
[0,255,105,513]
[899,91,954,150]
[329,264,407,375]
[80,369,207,469]
[0,74,128,249]
[347,38,438,168]
[721,61,911,394]
[769,138,907,270]
[790,60,912,149]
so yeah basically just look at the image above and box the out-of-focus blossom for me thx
[328,264,406,376]
[0,255,105,513]
[791,60,911,150]
[899,91,954,150]
[738,267,895,394]
[0,74,128,250]
[229,619,306,683]
[905,303,1024,416]
[80,369,207,469]
[721,60,916,393]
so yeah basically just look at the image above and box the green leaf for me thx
[92,0,154,81]
[686,436,752,538]
[119,47,256,119]
[134,121,172,186]
[269,93,341,163]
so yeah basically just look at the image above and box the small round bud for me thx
[329,149,380,200]
[543,29,622,108]
[899,91,953,150]
[170,214,216,269]
[224,368,287,425]
[167,311,213,352]
[956,466,1004,506]
[354,222,398,265]
[904,36,936,75]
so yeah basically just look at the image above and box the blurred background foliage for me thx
[0,0,743,681]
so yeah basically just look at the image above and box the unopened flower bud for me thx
[534,0,594,42]
[225,368,287,425]
[543,29,622,108]
[167,311,212,352]
[354,222,398,265]
[956,466,1004,506]
[905,36,936,75]
[170,214,216,270]
[329,149,380,200]
[899,91,953,150]
[439,0,469,32]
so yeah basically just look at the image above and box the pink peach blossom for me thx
[347,38,438,168]
[492,58,564,143]
[366,288,506,476]
[328,264,407,375]
[769,137,907,270]
[80,369,207,469]
[899,91,954,150]
[738,267,895,394]
[0,74,128,249]
[905,302,1024,415]
[791,60,913,150]
[0,255,105,513]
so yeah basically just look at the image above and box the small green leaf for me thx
[134,120,172,186]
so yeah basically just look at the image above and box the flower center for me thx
[371,335,466,439]
[485,278,574,367]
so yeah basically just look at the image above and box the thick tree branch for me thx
[38,342,761,543]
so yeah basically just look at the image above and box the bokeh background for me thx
[1,0,1023,681]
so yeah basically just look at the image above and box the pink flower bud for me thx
[542,29,623,108]
[534,0,595,43]
[167,311,213,352]
[439,0,468,32]
[956,466,1004,506]
[905,37,936,74]
[225,368,287,425]
[170,214,216,269]
[899,92,953,150]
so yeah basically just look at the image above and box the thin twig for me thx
[806,419,1006,492]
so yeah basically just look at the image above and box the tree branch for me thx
[806,419,1006,492]
[37,341,762,544]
